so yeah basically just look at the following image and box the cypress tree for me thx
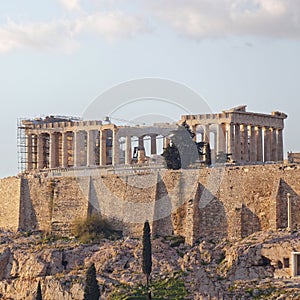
[84,263,100,300]
[36,281,42,300]
[142,220,152,299]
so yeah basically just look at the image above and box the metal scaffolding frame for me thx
[17,118,27,173]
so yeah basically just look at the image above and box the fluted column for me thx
[125,136,131,164]
[277,129,284,161]
[234,124,241,162]
[250,125,257,162]
[138,136,144,148]
[264,127,271,162]
[87,130,96,166]
[228,123,235,160]
[164,137,170,148]
[217,123,226,154]
[37,134,44,169]
[74,131,81,167]
[256,127,263,162]
[112,129,119,166]
[62,132,68,168]
[151,135,157,155]
[271,128,278,161]
[204,124,210,143]
[50,132,58,169]
[26,134,33,170]
[100,130,107,166]
[241,124,248,162]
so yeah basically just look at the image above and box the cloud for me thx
[76,12,150,40]
[0,12,150,54]
[58,0,82,12]
[148,0,300,39]
[0,19,78,54]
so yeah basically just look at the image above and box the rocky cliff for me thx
[0,230,300,299]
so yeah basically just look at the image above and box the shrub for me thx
[72,214,122,243]
[84,263,100,300]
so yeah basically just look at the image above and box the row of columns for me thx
[26,129,117,170]
[26,130,170,170]
[193,123,284,163]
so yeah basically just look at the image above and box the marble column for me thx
[234,124,241,162]
[138,136,144,148]
[62,132,68,168]
[256,127,263,162]
[217,123,226,154]
[50,132,58,169]
[151,135,157,155]
[250,125,257,162]
[271,128,278,161]
[74,131,81,167]
[204,124,210,143]
[100,130,107,166]
[37,134,44,169]
[164,137,170,148]
[26,134,33,170]
[287,193,292,230]
[87,130,96,166]
[264,127,271,162]
[125,136,131,164]
[112,129,119,166]
[241,124,248,162]
[228,123,235,160]
[277,129,284,161]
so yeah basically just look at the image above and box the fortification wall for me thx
[1,164,300,243]
[0,177,21,231]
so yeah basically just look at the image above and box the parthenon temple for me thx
[19,105,287,171]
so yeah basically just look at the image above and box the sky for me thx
[1,0,300,178]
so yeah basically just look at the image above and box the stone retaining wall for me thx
[1,164,300,244]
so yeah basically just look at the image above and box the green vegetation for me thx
[108,275,188,300]
[162,122,211,170]
[142,221,152,299]
[36,281,42,300]
[84,263,100,300]
[164,235,185,248]
[72,214,122,243]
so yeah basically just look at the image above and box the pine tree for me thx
[36,281,42,300]
[142,220,152,299]
[84,263,100,300]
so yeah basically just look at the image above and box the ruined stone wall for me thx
[1,164,300,243]
[0,177,21,231]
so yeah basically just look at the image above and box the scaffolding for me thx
[17,118,28,173]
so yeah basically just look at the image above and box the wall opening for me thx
[292,252,300,276]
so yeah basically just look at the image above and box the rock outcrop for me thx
[0,230,300,299]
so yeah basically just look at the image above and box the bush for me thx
[72,215,122,243]
[108,274,188,299]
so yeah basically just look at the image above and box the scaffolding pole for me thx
[17,118,27,173]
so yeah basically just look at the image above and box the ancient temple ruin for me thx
[18,106,287,172]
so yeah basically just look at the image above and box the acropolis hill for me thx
[1,105,294,245]
[3,105,300,298]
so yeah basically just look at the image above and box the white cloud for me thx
[1,0,299,54]
[148,0,300,39]
[76,12,150,40]
[58,0,82,12]
[0,12,150,54]
[0,20,79,54]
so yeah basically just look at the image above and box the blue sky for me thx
[1,0,300,178]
